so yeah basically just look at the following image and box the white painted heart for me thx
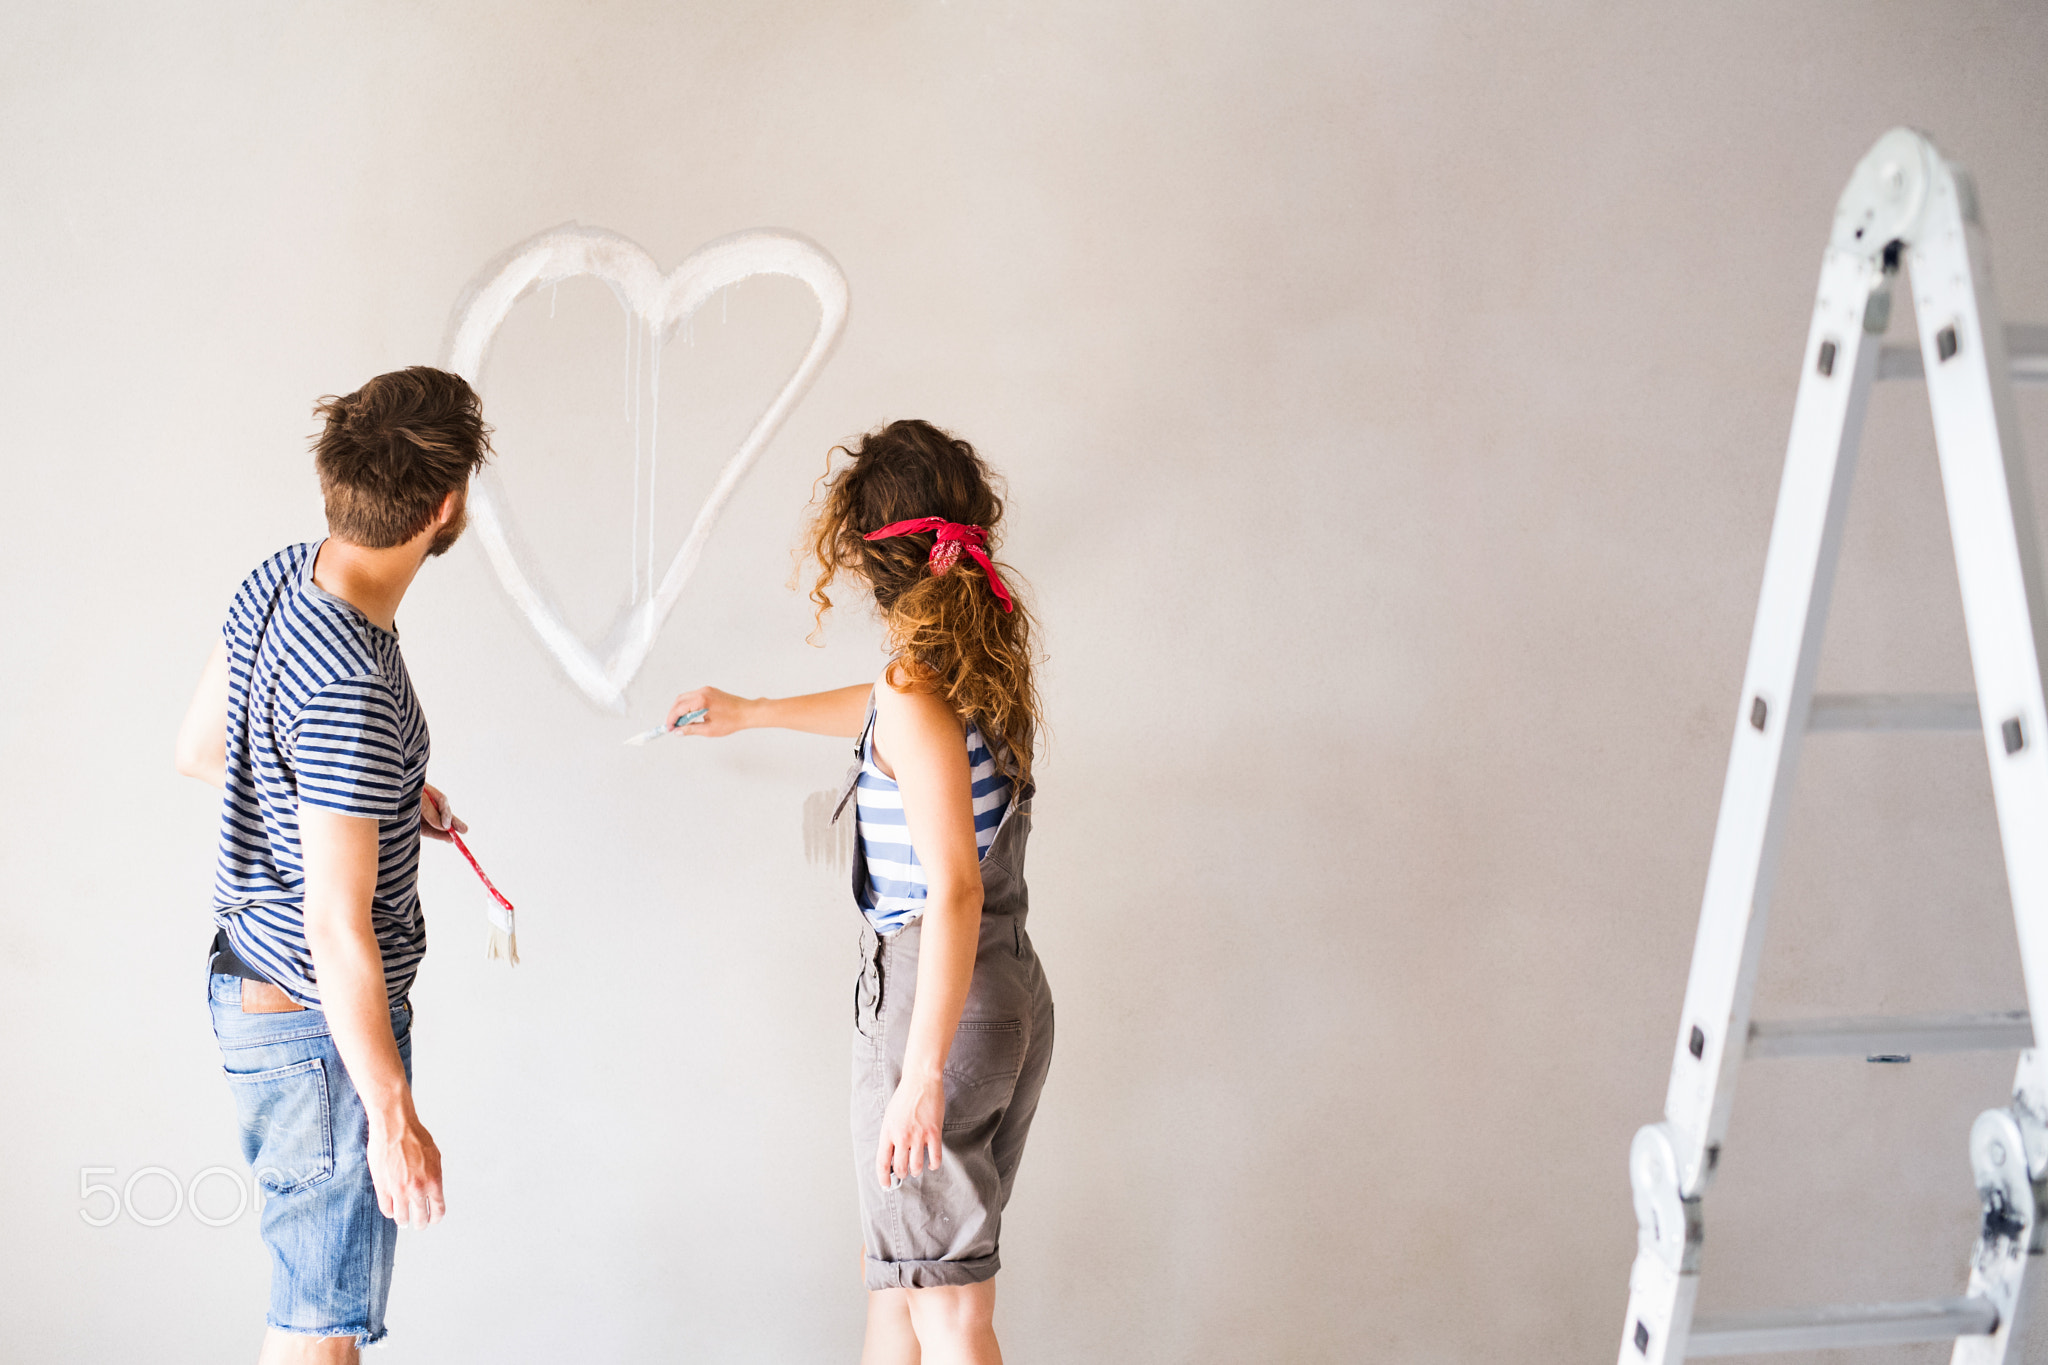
[444,224,849,711]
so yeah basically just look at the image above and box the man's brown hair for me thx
[311,367,493,548]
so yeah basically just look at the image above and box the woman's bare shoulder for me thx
[872,668,964,740]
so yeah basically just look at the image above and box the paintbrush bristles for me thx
[486,925,520,966]
[624,708,709,746]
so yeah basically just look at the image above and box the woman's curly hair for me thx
[807,420,1043,786]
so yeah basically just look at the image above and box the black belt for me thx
[208,928,273,984]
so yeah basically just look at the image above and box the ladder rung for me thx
[1688,1296,1998,1355]
[1747,1010,2032,1058]
[1807,692,1979,731]
[1876,322,2048,383]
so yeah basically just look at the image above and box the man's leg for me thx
[862,1286,922,1365]
[258,1329,359,1364]
[214,978,412,1356]
[902,1281,1001,1365]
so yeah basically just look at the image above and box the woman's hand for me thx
[666,686,751,737]
[876,1072,946,1190]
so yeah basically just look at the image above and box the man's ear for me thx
[435,489,462,526]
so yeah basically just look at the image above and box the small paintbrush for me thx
[624,708,709,746]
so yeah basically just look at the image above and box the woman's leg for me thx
[863,1287,921,1365]
[902,1281,1001,1365]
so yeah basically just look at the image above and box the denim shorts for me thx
[209,973,412,1346]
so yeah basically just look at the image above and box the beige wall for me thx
[4,3,2048,1361]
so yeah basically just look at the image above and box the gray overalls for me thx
[838,706,1056,1290]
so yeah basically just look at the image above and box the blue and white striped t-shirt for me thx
[211,542,430,1007]
[855,711,1011,934]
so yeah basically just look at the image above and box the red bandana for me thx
[863,518,1016,613]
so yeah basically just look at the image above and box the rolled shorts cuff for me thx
[264,1319,386,1348]
[865,1251,1000,1291]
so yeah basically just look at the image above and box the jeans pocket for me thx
[224,1057,335,1195]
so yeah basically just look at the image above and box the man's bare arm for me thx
[174,641,230,788]
[299,805,444,1228]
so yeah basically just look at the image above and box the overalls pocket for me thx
[943,1019,1026,1131]
[855,931,886,1041]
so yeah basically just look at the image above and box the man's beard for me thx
[427,499,468,557]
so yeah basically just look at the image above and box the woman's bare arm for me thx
[869,680,984,1190]
[665,683,872,739]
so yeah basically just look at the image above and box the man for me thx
[174,366,491,1361]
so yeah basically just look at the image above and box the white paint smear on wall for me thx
[445,225,849,711]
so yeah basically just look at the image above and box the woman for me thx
[666,419,1054,1364]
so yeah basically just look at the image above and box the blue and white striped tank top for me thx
[855,710,1012,934]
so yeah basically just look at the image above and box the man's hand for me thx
[419,784,466,843]
[876,1072,947,1191]
[367,791,452,1227]
[368,1107,445,1229]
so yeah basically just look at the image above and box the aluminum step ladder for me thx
[1620,127,2048,1364]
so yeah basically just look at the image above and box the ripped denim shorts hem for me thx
[265,1319,386,1347]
